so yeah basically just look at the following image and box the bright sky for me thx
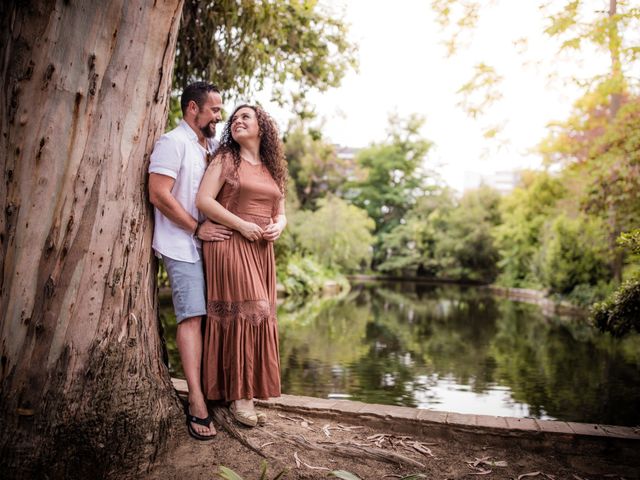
[261,0,609,191]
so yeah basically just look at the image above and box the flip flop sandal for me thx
[186,413,216,441]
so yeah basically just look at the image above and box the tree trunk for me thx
[606,0,624,282]
[0,1,184,478]
[608,0,622,119]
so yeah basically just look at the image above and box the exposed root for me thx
[264,430,426,469]
[210,406,268,458]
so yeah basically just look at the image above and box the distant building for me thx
[334,145,360,162]
[333,145,362,183]
[463,170,521,195]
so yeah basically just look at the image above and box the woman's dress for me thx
[202,157,283,401]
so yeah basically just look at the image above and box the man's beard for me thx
[200,121,216,138]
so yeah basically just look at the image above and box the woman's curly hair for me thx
[217,104,288,194]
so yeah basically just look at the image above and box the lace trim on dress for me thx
[207,299,277,328]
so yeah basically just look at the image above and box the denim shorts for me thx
[162,252,207,323]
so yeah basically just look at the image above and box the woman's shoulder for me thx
[209,150,238,182]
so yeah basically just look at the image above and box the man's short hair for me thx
[180,82,220,114]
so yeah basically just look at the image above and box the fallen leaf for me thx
[328,471,362,480]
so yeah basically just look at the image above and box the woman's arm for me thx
[263,198,287,242]
[195,157,264,241]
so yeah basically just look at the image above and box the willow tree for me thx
[0,1,184,478]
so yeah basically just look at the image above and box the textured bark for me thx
[0,1,184,478]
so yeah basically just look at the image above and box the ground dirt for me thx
[147,404,639,480]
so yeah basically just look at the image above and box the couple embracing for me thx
[148,82,287,440]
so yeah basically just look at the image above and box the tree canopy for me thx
[174,0,358,105]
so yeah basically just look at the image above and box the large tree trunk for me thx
[0,1,185,478]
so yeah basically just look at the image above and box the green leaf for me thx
[217,465,245,480]
[259,460,268,480]
[328,471,362,480]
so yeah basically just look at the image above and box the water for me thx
[159,281,640,426]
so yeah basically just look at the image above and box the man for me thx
[149,82,231,440]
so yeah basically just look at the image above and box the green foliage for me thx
[592,277,640,337]
[284,124,351,209]
[538,214,612,295]
[619,229,640,256]
[376,188,454,275]
[217,461,286,480]
[592,228,640,336]
[347,114,434,237]
[456,62,504,120]
[157,259,170,289]
[279,254,348,297]
[431,186,501,282]
[174,0,358,105]
[493,171,566,288]
[293,196,375,272]
[378,186,501,282]
[327,471,362,480]
[581,101,640,235]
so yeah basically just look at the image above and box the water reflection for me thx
[160,282,640,426]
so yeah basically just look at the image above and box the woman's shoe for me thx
[230,402,258,427]
[256,410,267,426]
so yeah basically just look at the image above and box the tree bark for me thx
[608,0,621,119]
[0,1,184,478]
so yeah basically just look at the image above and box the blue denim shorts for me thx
[162,253,207,323]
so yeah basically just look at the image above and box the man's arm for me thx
[149,173,198,234]
[149,172,232,241]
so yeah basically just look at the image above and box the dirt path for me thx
[147,404,638,480]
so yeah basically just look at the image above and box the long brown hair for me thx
[217,104,288,194]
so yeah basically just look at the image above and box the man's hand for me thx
[197,220,233,242]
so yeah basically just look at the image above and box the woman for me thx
[195,104,287,427]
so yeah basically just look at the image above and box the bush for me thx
[592,276,640,336]
[279,254,348,297]
[591,228,640,336]
[538,214,611,294]
[293,196,375,272]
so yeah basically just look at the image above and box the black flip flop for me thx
[186,413,216,441]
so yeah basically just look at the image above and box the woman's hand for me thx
[262,220,285,242]
[238,221,264,242]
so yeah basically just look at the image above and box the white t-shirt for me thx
[149,120,218,262]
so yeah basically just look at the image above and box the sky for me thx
[258,0,609,192]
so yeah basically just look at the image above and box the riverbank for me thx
[147,379,640,479]
[347,275,587,316]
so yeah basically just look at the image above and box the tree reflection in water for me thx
[160,282,640,426]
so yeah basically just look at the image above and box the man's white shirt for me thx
[149,120,218,262]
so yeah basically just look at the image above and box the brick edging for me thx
[171,378,639,444]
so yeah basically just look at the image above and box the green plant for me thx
[157,259,170,289]
[591,228,640,336]
[217,461,286,480]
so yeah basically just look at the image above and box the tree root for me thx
[210,406,267,458]
[212,405,425,469]
[262,430,426,469]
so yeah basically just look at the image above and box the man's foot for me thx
[187,397,216,439]
[186,412,216,441]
